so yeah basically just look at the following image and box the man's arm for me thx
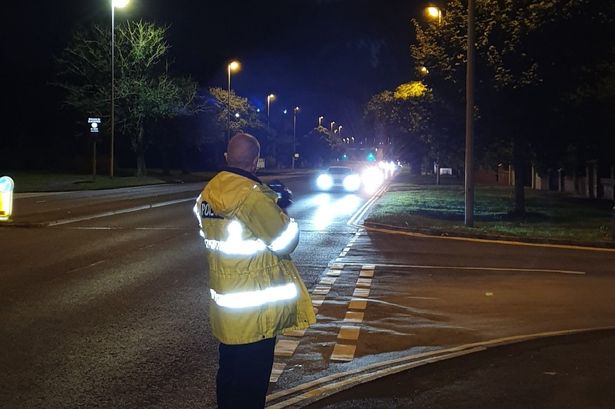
[239,188,299,256]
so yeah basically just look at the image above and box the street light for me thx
[338,125,343,138]
[226,60,241,145]
[425,5,442,25]
[267,94,275,128]
[330,121,335,134]
[419,66,430,76]
[292,106,300,169]
[318,115,324,127]
[110,0,129,178]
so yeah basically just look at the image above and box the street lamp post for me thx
[330,121,335,134]
[292,107,299,169]
[110,0,129,178]
[338,125,343,139]
[465,0,475,227]
[226,60,240,146]
[318,116,324,128]
[267,94,275,129]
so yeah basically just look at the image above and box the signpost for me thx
[88,118,101,180]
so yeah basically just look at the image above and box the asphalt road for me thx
[0,173,371,409]
[2,173,615,409]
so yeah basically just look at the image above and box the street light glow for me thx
[426,6,440,18]
[228,61,240,71]
[113,0,129,8]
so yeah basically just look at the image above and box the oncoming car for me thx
[316,166,361,192]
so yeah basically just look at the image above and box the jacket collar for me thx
[223,166,262,185]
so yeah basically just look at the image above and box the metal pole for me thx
[110,5,115,178]
[464,0,475,227]
[227,65,231,146]
[292,111,296,169]
[267,96,270,129]
[93,140,97,181]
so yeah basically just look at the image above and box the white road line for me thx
[347,184,388,226]
[47,197,194,226]
[339,262,586,276]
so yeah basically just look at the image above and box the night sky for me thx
[2,0,423,166]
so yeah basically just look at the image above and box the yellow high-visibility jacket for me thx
[194,168,315,345]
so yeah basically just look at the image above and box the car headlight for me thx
[343,174,361,192]
[362,167,384,193]
[316,174,333,190]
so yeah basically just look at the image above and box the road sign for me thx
[88,117,101,133]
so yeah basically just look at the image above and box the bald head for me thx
[226,133,261,171]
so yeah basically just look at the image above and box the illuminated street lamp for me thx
[226,60,241,145]
[425,5,442,25]
[419,66,429,76]
[330,121,335,134]
[318,115,324,127]
[110,0,129,178]
[338,125,343,138]
[292,106,300,169]
[266,94,275,128]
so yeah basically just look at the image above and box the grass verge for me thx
[367,172,615,244]
[1,170,215,193]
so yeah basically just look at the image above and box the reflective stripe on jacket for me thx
[195,168,315,345]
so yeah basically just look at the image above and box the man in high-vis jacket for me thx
[194,133,315,409]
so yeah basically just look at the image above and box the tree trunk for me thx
[512,138,526,216]
[135,125,147,177]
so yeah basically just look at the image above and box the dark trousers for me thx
[216,337,276,409]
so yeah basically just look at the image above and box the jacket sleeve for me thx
[239,186,299,256]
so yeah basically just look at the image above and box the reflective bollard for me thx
[0,176,15,221]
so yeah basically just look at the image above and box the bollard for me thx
[0,176,15,221]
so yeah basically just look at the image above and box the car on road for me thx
[315,166,361,192]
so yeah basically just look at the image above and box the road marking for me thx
[353,288,370,298]
[340,262,586,276]
[266,326,615,408]
[349,298,368,310]
[338,326,361,341]
[311,295,326,306]
[330,344,357,362]
[274,339,301,358]
[269,362,287,383]
[347,184,388,226]
[312,285,331,296]
[359,269,374,278]
[326,269,341,277]
[364,225,615,254]
[47,198,194,226]
[320,277,337,285]
[344,311,364,323]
